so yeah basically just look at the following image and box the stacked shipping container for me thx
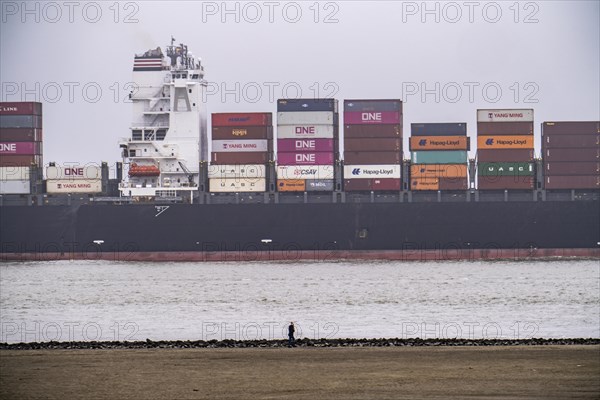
[541,121,600,189]
[0,102,43,194]
[409,123,469,190]
[209,113,273,192]
[276,99,338,191]
[46,164,102,194]
[476,109,535,189]
[343,100,403,191]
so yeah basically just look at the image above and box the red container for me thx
[344,151,402,164]
[344,178,401,191]
[212,113,272,127]
[0,142,40,155]
[544,161,600,176]
[542,134,599,149]
[477,175,534,190]
[0,128,42,142]
[545,175,600,189]
[544,148,600,162]
[0,154,42,167]
[477,122,533,136]
[277,152,334,166]
[345,138,402,152]
[440,178,468,190]
[344,124,402,138]
[542,121,599,135]
[211,152,270,164]
[0,102,42,115]
[277,139,335,153]
[212,126,273,140]
[477,149,534,162]
[344,111,401,125]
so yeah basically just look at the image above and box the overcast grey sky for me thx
[1,1,599,169]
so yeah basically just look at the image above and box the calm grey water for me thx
[0,260,598,343]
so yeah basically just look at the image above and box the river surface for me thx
[1,260,598,343]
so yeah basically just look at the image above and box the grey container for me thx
[411,123,467,136]
[344,100,402,113]
[305,179,335,191]
[0,115,43,129]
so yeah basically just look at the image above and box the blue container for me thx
[411,123,467,136]
[344,99,402,113]
[411,151,468,164]
[277,99,338,112]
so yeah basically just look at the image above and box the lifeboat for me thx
[129,163,160,177]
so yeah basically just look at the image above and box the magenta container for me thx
[277,152,334,165]
[344,111,401,125]
[277,139,334,153]
[0,142,37,155]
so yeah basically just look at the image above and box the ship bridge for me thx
[119,38,208,203]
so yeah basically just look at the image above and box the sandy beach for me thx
[1,345,598,399]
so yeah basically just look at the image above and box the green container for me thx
[411,151,468,164]
[478,162,534,176]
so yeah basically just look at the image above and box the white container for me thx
[276,165,334,180]
[0,180,30,194]
[211,140,269,153]
[477,109,534,122]
[343,164,401,179]
[277,111,335,126]
[46,164,102,180]
[47,180,102,193]
[209,178,266,192]
[0,166,30,181]
[277,124,336,139]
[207,164,266,179]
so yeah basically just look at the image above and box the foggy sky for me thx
[1,0,599,173]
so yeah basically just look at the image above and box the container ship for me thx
[1,40,599,262]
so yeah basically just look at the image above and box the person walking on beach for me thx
[288,322,295,347]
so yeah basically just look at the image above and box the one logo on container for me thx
[352,168,361,175]
[418,139,427,146]
[295,126,315,135]
[485,138,494,146]
[0,143,17,153]
[361,113,381,122]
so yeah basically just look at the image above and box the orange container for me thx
[410,178,468,190]
[409,136,469,151]
[277,179,305,192]
[410,164,468,179]
[477,136,534,149]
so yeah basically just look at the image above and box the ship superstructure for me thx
[119,38,207,201]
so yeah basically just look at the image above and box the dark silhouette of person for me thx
[288,322,295,347]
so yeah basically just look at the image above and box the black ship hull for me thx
[2,199,599,261]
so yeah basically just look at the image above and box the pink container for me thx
[277,139,335,152]
[0,142,37,155]
[344,111,401,125]
[277,152,334,165]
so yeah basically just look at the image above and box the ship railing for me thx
[129,122,169,129]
